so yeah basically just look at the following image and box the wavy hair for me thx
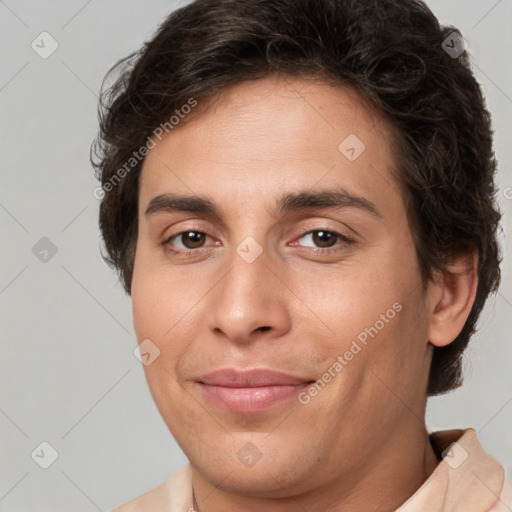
[91,0,502,395]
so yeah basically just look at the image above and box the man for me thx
[91,0,510,510]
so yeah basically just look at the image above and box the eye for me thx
[161,227,354,257]
[294,229,354,251]
[164,230,215,252]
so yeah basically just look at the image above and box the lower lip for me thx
[197,383,311,413]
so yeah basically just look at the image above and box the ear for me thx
[427,250,479,348]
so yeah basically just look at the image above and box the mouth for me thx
[195,368,315,413]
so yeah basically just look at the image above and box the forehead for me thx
[138,75,402,218]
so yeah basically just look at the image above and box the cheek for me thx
[132,281,186,350]
[354,285,431,409]
[131,268,193,415]
[300,269,402,346]
[306,251,427,384]
[131,244,181,339]
[131,256,206,375]
[131,272,161,341]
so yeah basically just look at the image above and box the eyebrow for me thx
[144,187,382,219]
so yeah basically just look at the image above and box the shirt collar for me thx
[396,428,504,511]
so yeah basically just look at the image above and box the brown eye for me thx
[179,231,207,249]
[299,230,343,248]
[294,229,354,253]
[311,230,338,248]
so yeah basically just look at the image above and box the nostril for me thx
[258,326,271,332]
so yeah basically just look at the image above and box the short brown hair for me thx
[91,0,502,395]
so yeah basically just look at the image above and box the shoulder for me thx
[489,473,512,512]
[111,481,170,512]
[111,464,192,512]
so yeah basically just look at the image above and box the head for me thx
[92,0,501,499]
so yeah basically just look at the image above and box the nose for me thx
[207,248,292,346]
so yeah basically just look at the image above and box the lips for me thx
[195,368,314,413]
[197,368,312,387]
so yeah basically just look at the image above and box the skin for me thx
[131,75,478,511]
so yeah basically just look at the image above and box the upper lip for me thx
[196,369,314,388]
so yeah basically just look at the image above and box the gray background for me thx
[0,1,511,510]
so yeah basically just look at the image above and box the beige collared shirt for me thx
[113,428,511,511]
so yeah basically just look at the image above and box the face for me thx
[131,75,434,498]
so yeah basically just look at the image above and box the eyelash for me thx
[161,227,355,256]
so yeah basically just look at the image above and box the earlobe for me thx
[428,251,479,348]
